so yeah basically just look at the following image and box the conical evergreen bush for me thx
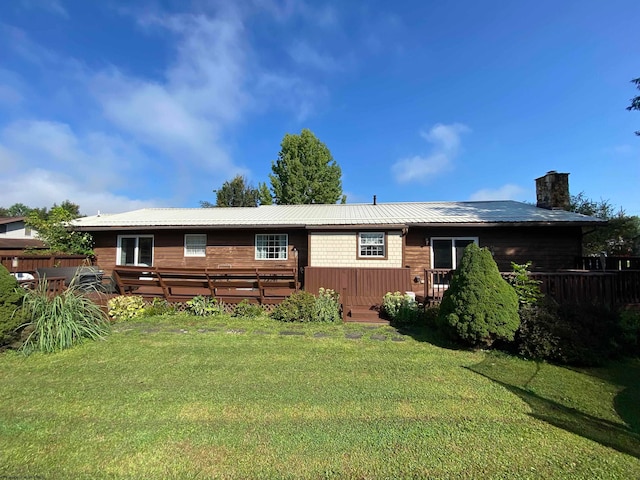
[438,243,519,347]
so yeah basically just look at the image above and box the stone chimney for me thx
[535,171,570,210]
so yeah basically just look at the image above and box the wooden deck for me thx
[112,266,300,304]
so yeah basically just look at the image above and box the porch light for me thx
[11,257,18,269]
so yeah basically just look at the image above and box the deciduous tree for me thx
[627,77,640,136]
[201,175,261,207]
[270,129,345,205]
[569,193,640,255]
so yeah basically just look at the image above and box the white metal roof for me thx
[72,201,604,230]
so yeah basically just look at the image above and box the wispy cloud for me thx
[469,184,528,201]
[392,123,470,183]
[288,41,339,72]
[20,0,69,18]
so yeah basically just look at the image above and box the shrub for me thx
[382,291,420,325]
[143,298,177,317]
[271,291,317,323]
[507,262,543,306]
[232,300,265,318]
[516,300,623,366]
[21,280,110,354]
[618,308,640,356]
[186,296,224,316]
[0,265,26,348]
[107,295,146,322]
[314,288,341,323]
[438,243,520,347]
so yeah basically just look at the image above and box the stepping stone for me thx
[391,336,406,342]
[226,329,245,334]
[345,332,363,339]
[252,330,270,335]
[370,334,387,341]
[280,331,305,336]
[313,332,331,338]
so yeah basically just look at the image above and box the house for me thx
[72,172,603,303]
[0,217,45,255]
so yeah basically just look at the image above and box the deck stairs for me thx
[343,296,389,325]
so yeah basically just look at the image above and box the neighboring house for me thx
[72,172,604,297]
[0,217,44,255]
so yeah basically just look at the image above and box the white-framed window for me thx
[255,233,288,260]
[359,232,386,258]
[117,235,154,266]
[184,234,207,257]
[430,237,478,270]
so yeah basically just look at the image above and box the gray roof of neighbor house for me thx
[0,216,26,225]
[72,201,605,231]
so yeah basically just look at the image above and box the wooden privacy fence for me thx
[1,255,91,272]
[112,266,299,304]
[424,268,640,307]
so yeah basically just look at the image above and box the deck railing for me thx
[425,268,640,307]
[575,256,640,271]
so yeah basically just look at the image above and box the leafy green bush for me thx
[438,243,520,347]
[516,300,625,366]
[21,280,110,354]
[314,288,341,323]
[232,299,264,318]
[107,295,146,321]
[507,262,543,306]
[0,265,26,348]
[186,296,224,316]
[618,308,640,356]
[382,291,419,325]
[271,291,317,323]
[143,298,177,317]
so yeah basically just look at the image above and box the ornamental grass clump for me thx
[21,280,110,354]
[438,243,519,347]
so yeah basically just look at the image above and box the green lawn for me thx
[1,315,639,479]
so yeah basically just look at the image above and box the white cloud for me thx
[0,120,161,214]
[469,184,528,201]
[392,123,470,183]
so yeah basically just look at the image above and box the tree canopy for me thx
[269,129,345,205]
[201,175,273,207]
[627,77,640,136]
[26,204,93,255]
[569,192,640,256]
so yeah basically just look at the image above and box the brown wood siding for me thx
[92,229,308,278]
[404,226,583,293]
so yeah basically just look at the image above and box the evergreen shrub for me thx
[0,265,26,348]
[437,243,520,347]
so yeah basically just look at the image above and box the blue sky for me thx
[1,0,638,215]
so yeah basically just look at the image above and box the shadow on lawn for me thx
[468,357,640,459]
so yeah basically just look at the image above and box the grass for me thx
[0,314,638,479]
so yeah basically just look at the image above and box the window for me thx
[359,232,385,258]
[255,234,288,260]
[184,234,207,257]
[117,235,154,266]
[431,237,478,269]
[0,225,6,234]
